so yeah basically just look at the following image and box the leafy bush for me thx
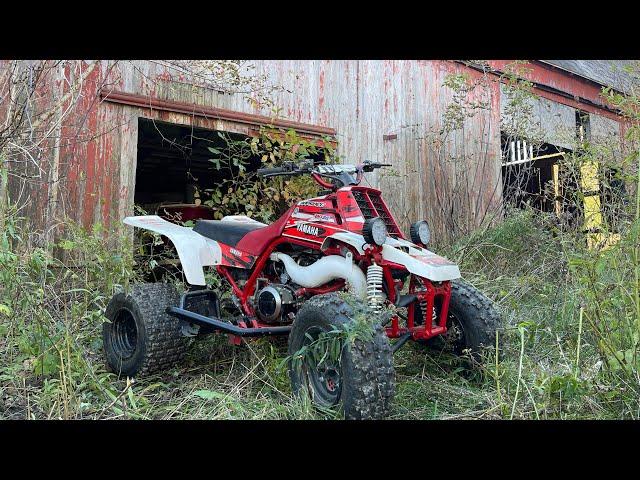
[202,127,337,223]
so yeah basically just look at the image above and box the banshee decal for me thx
[291,209,338,224]
[298,200,326,208]
[292,197,339,225]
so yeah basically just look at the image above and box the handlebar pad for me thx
[257,166,288,177]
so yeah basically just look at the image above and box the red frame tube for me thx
[217,235,323,319]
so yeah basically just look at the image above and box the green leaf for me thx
[58,240,76,251]
[33,352,59,376]
[193,389,226,401]
[0,304,12,316]
[127,387,138,410]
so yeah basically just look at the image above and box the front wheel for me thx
[288,293,395,419]
[421,279,501,360]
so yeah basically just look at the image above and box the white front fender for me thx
[124,215,220,286]
[381,244,461,282]
[322,232,461,282]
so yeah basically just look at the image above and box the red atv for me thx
[103,160,500,419]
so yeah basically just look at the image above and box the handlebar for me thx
[362,162,392,172]
[256,160,391,189]
[257,162,295,177]
[256,161,312,178]
[256,166,289,177]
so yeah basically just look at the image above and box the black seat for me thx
[193,220,265,247]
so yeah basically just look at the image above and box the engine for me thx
[254,283,298,323]
[252,248,370,323]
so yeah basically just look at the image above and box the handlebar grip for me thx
[362,162,393,172]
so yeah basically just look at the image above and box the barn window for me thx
[576,110,591,146]
[500,133,570,215]
[575,110,626,234]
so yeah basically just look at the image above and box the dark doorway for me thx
[134,118,261,215]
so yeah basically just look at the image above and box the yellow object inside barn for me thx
[579,159,620,250]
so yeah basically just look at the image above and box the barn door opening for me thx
[134,117,330,225]
[134,118,261,223]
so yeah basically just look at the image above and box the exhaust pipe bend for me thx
[270,252,367,299]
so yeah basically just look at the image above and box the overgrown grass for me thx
[2,203,640,419]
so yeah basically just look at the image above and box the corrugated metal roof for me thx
[540,60,637,93]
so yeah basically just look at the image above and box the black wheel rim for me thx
[442,311,466,353]
[110,309,138,359]
[301,326,342,407]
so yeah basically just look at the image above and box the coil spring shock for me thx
[367,263,385,314]
[420,297,429,322]
[417,287,437,327]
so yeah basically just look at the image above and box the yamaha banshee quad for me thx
[103,160,500,419]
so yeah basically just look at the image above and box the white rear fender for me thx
[322,232,461,282]
[123,215,220,286]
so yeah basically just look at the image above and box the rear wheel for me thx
[288,293,395,419]
[103,283,190,377]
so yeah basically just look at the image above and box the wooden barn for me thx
[1,60,635,242]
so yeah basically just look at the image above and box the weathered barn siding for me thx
[104,60,504,237]
[591,113,621,142]
[2,59,630,241]
[590,113,625,169]
[499,83,577,150]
